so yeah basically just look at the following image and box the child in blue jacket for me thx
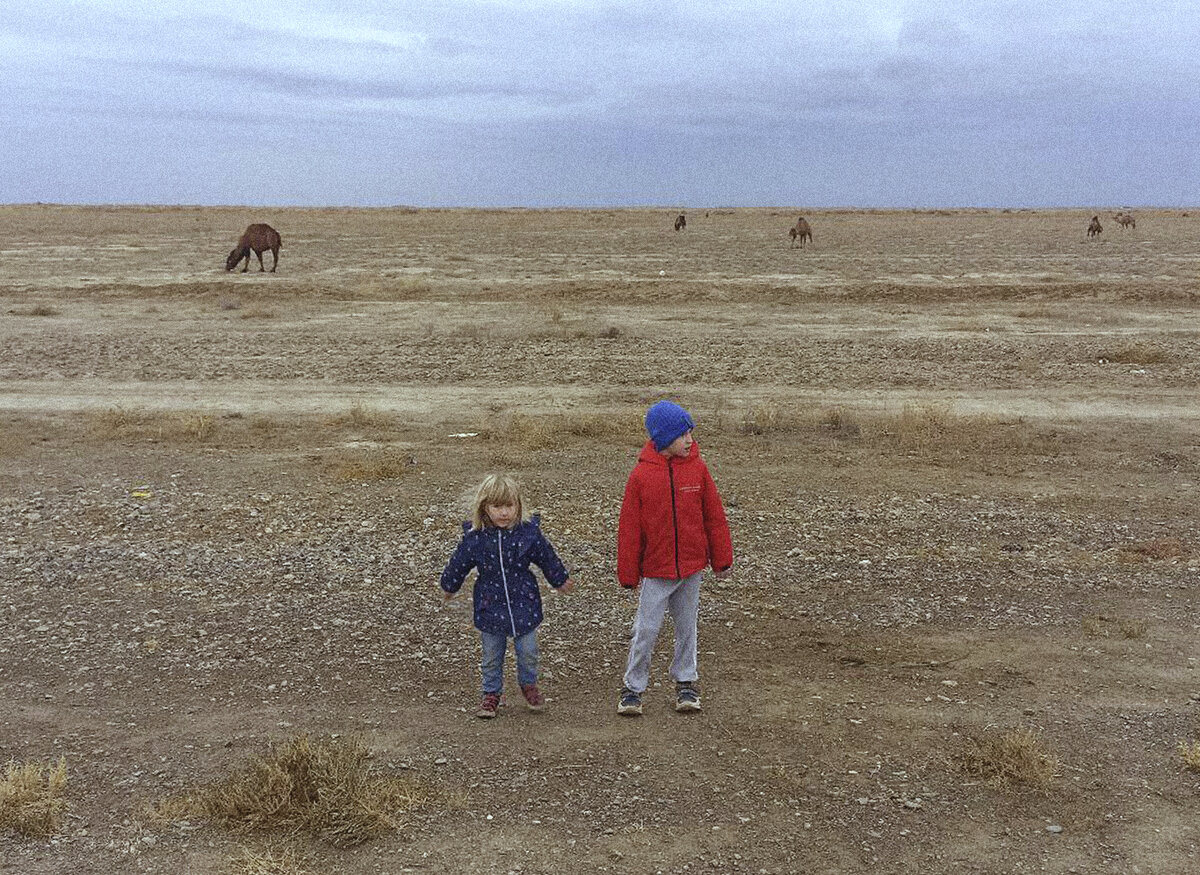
[440,474,574,718]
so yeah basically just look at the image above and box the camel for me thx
[1087,216,1103,238]
[226,224,282,272]
[674,214,686,231]
[1113,212,1136,230]
[789,216,813,248]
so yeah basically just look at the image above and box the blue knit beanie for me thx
[645,400,695,451]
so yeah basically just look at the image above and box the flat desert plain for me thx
[1,205,1199,874]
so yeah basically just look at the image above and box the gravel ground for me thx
[2,205,1199,873]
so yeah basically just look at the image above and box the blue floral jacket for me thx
[440,515,570,637]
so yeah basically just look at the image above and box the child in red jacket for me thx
[616,400,733,715]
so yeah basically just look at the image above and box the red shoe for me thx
[476,692,501,719]
[520,684,546,711]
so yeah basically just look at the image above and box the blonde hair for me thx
[470,473,526,530]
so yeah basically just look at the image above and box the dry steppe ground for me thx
[1,204,1199,874]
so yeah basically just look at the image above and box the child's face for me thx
[485,502,519,529]
[660,430,694,458]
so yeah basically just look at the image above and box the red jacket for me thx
[617,440,733,587]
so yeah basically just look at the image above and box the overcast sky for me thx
[3,1,1197,208]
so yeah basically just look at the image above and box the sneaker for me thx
[675,682,701,712]
[476,692,501,719]
[617,687,643,716]
[521,683,546,712]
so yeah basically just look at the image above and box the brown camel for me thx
[1113,212,1136,230]
[226,224,282,272]
[789,216,813,248]
[1087,216,1103,238]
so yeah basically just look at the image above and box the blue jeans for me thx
[480,630,539,695]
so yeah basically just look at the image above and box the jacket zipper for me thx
[668,462,681,578]
[497,529,518,636]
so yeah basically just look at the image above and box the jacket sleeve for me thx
[616,467,644,587]
[531,527,570,587]
[440,530,476,594]
[701,466,733,573]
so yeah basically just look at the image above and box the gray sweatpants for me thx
[622,572,702,694]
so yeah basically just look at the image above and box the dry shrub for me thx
[0,757,68,838]
[961,727,1057,790]
[1121,537,1188,562]
[186,735,428,848]
[1178,742,1200,773]
[328,451,412,481]
[1096,343,1174,364]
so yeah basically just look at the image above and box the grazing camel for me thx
[674,213,686,231]
[1113,212,1136,230]
[225,223,282,273]
[1087,216,1103,238]
[789,216,813,248]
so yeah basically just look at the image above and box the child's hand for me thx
[714,568,731,580]
[442,589,459,602]
[556,578,575,594]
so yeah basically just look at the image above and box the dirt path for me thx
[1,378,1197,424]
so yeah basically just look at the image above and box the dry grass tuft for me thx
[0,757,68,838]
[240,307,277,320]
[327,451,413,481]
[11,305,60,317]
[327,404,397,431]
[228,844,313,875]
[961,727,1057,790]
[1081,614,1149,639]
[90,407,220,444]
[739,401,787,436]
[1117,618,1148,639]
[819,406,862,438]
[1178,742,1200,773]
[484,411,633,449]
[181,735,429,848]
[1096,343,1174,364]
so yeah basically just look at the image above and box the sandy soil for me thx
[1,204,1199,873]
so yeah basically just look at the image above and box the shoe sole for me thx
[476,710,498,718]
[675,700,702,712]
[617,703,643,716]
[526,702,545,712]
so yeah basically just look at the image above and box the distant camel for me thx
[1113,212,1136,230]
[674,213,686,231]
[226,223,282,273]
[789,216,813,248]
[1087,216,1103,238]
